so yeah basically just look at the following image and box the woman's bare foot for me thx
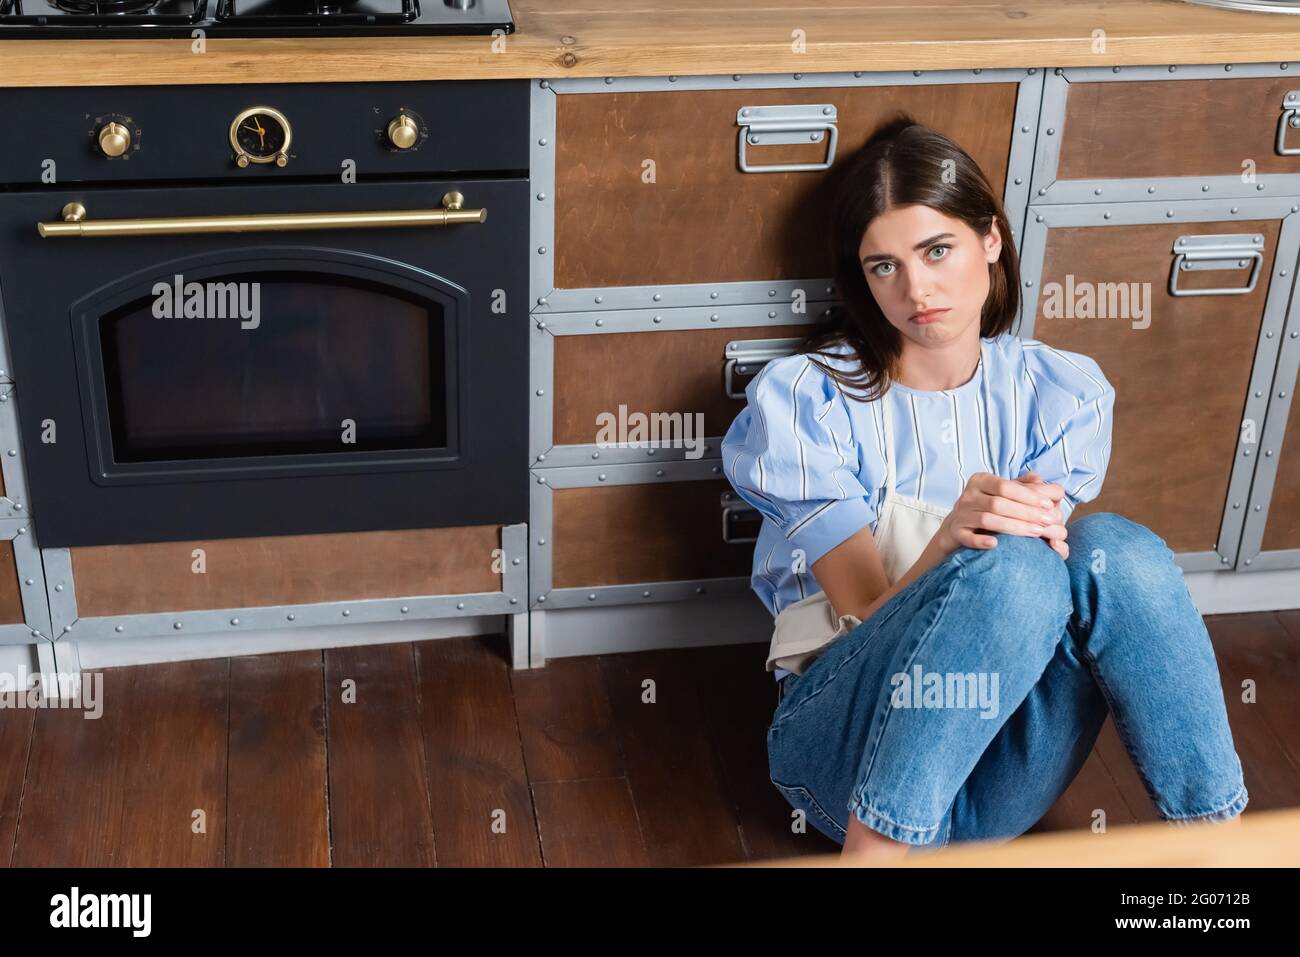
[841,812,913,862]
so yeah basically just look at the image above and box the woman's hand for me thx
[936,470,1068,557]
[1015,470,1070,560]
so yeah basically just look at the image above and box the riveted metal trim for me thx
[542,302,826,335]
[540,437,726,469]
[1237,232,1300,571]
[544,578,752,610]
[0,519,50,645]
[544,67,1040,96]
[0,384,31,519]
[530,79,558,318]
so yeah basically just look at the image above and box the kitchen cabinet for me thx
[2,51,1299,675]
[534,310,812,467]
[40,524,529,663]
[532,70,1043,313]
[1032,64,1300,204]
[1018,199,1300,571]
[525,68,1045,661]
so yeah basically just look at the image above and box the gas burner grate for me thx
[215,0,418,25]
[0,0,204,23]
[52,0,161,13]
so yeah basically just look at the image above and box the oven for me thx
[0,81,530,547]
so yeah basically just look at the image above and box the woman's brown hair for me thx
[802,113,1020,401]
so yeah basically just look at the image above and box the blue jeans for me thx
[767,512,1249,850]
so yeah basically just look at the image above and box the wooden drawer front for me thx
[1261,404,1300,553]
[553,323,807,447]
[552,480,751,588]
[69,526,504,617]
[0,539,24,626]
[1058,77,1300,182]
[1032,219,1281,554]
[554,83,1018,289]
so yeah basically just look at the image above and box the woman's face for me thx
[857,203,1002,348]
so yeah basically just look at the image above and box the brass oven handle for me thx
[38,191,485,238]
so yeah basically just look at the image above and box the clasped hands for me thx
[936,470,1070,560]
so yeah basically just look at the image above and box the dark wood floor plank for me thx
[1206,612,1300,783]
[325,643,436,867]
[16,661,228,866]
[1092,716,1162,824]
[1205,613,1300,813]
[13,667,129,866]
[692,643,827,860]
[228,651,329,867]
[1275,610,1300,644]
[599,649,745,867]
[0,700,35,868]
[512,655,624,784]
[532,778,648,867]
[1032,749,1140,834]
[114,660,229,866]
[414,636,541,867]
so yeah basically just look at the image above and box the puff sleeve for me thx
[1019,341,1115,525]
[721,354,876,567]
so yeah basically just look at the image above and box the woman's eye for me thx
[928,244,951,260]
[872,262,895,277]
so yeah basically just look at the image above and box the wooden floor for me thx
[1,610,1298,867]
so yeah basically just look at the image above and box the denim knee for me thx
[953,531,1072,615]
[947,533,1073,664]
[1066,511,1173,566]
[1063,511,1196,631]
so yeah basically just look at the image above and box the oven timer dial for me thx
[230,106,292,168]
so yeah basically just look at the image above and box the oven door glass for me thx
[71,249,465,483]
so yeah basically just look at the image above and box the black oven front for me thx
[0,82,529,547]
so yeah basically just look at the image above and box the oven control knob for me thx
[97,122,132,158]
[386,114,420,150]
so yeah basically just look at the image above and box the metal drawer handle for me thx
[737,104,839,173]
[723,337,804,399]
[1168,234,1265,297]
[1277,90,1300,156]
[37,191,485,238]
[721,491,761,544]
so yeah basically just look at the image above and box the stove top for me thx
[0,0,514,36]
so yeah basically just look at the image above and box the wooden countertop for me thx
[4,0,1300,88]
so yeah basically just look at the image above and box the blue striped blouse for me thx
[720,331,1115,681]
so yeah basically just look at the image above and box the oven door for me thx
[0,179,528,546]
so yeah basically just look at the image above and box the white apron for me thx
[766,341,991,675]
